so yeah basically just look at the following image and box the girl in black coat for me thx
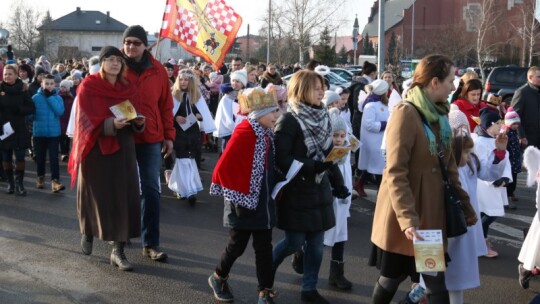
[0,64,35,195]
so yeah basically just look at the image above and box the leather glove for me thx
[314,161,333,174]
[332,185,351,199]
[492,177,510,187]
[43,89,53,98]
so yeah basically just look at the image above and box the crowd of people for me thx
[2,23,540,304]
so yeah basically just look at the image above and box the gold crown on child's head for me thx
[238,86,278,114]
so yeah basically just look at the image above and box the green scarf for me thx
[407,86,451,155]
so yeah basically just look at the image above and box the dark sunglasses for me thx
[124,40,143,46]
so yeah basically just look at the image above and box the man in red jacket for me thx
[122,25,175,261]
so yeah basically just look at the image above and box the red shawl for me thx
[68,74,138,188]
[210,118,273,210]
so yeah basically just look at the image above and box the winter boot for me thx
[353,178,367,197]
[110,242,133,271]
[36,176,45,189]
[14,162,26,196]
[426,291,450,304]
[3,162,14,194]
[371,281,396,304]
[329,260,352,290]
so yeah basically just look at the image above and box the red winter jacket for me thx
[453,98,486,132]
[125,53,175,144]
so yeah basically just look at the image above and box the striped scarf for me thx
[290,102,332,162]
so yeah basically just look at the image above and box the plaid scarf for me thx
[290,102,332,162]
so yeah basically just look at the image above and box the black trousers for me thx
[507,172,518,197]
[216,228,273,291]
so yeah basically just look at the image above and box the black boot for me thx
[14,169,26,196]
[329,260,352,289]
[3,162,14,194]
[110,242,133,271]
[426,291,450,304]
[291,249,304,274]
[371,282,396,304]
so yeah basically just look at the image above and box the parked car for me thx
[330,68,354,82]
[482,66,528,102]
[282,71,351,90]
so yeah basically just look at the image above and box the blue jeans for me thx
[136,143,162,247]
[34,137,60,179]
[273,231,325,291]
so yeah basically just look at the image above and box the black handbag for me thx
[437,149,468,238]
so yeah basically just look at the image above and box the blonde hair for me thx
[287,70,325,108]
[172,69,201,104]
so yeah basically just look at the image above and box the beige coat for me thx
[371,102,477,256]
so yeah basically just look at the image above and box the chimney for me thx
[76,7,81,14]
[106,11,110,22]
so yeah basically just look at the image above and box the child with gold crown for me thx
[209,85,281,304]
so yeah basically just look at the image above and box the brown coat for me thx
[77,118,144,242]
[371,102,477,256]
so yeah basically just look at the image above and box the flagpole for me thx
[154,37,162,60]
[267,0,271,64]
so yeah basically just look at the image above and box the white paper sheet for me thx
[271,160,303,200]
[0,122,14,140]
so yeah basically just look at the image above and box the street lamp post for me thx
[411,1,415,59]
[353,15,359,65]
[267,0,271,64]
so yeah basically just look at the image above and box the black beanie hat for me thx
[122,25,148,46]
[479,107,502,130]
[99,46,124,62]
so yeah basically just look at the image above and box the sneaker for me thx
[519,263,533,289]
[208,273,234,302]
[36,176,45,189]
[142,246,168,262]
[484,238,498,258]
[51,179,65,193]
[258,288,277,304]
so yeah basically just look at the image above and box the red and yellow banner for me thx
[160,0,242,70]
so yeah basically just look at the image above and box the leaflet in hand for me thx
[413,230,446,273]
[109,100,137,121]
[0,122,14,140]
[348,134,361,152]
[324,146,352,163]
[271,160,303,200]
[179,113,198,131]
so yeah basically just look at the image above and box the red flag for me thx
[160,0,243,70]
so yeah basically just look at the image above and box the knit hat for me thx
[370,79,389,96]
[479,107,502,130]
[71,72,82,80]
[448,104,469,130]
[60,79,73,89]
[122,25,148,46]
[34,67,46,77]
[88,56,100,74]
[209,72,219,82]
[99,46,123,62]
[54,74,62,84]
[504,107,521,127]
[329,108,347,133]
[322,90,341,107]
[231,70,247,87]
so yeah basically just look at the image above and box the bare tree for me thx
[418,24,474,63]
[7,0,42,58]
[513,0,540,66]
[467,0,502,79]
[262,0,345,64]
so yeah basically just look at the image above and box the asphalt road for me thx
[1,150,539,304]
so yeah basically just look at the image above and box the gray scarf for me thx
[290,102,332,162]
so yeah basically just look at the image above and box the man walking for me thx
[511,66,540,147]
[122,25,175,261]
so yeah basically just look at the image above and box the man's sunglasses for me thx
[124,40,143,46]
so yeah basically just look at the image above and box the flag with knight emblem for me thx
[160,0,243,70]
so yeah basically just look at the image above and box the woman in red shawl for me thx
[69,46,145,271]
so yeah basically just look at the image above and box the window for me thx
[170,40,177,48]
[463,3,482,32]
[92,46,102,52]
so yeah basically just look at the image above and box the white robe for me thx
[445,153,505,291]
[172,95,216,134]
[387,89,402,113]
[358,101,389,174]
[213,94,245,138]
[473,134,512,216]
[168,158,203,198]
[324,152,352,246]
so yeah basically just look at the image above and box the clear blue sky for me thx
[1,0,375,37]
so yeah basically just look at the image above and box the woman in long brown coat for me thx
[68,46,145,271]
[369,55,478,303]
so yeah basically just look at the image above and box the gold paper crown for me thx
[238,86,278,115]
